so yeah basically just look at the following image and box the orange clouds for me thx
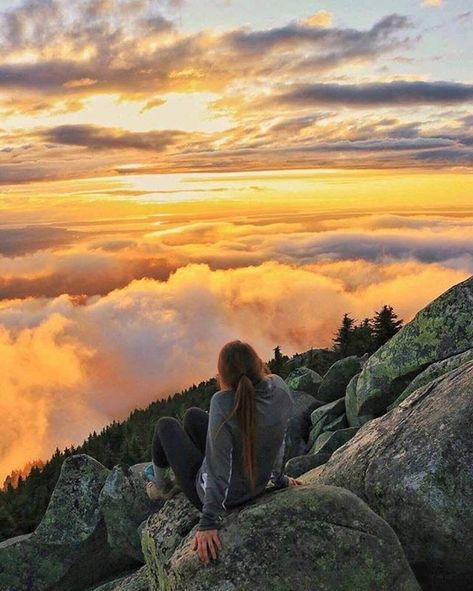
[0,313,96,483]
[1,1,471,183]
[0,256,469,482]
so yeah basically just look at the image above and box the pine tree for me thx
[268,345,287,376]
[332,313,356,357]
[371,305,403,351]
[351,317,374,356]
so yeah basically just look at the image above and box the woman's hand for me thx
[287,476,303,486]
[192,529,223,564]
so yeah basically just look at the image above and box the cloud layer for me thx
[0,256,468,482]
[0,205,472,481]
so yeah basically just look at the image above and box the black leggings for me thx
[152,407,208,510]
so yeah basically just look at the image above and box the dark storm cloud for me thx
[270,81,473,108]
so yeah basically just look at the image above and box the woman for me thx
[147,340,302,564]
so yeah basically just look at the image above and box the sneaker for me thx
[146,480,180,502]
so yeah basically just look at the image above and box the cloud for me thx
[1,213,473,301]
[0,226,81,256]
[421,0,442,6]
[456,11,472,21]
[0,6,415,102]
[42,125,186,152]
[0,258,469,481]
[301,10,333,29]
[269,81,473,108]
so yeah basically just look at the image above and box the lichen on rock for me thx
[347,274,473,424]
[317,360,473,591]
[143,484,420,591]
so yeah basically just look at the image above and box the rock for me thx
[324,413,348,432]
[141,493,200,581]
[317,356,362,403]
[311,427,359,455]
[346,274,473,425]
[388,348,473,409]
[0,454,128,591]
[284,390,322,459]
[317,361,473,591]
[0,534,32,549]
[300,465,326,485]
[284,348,338,376]
[144,484,420,591]
[310,396,345,426]
[308,397,345,447]
[99,464,162,563]
[91,566,149,591]
[285,451,332,478]
[285,366,322,396]
[35,454,108,544]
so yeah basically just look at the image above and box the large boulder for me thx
[285,348,338,376]
[317,360,473,591]
[308,397,345,447]
[99,464,162,563]
[346,274,473,425]
[285,451,332,478]
[310,427,359,455]
[91,566,149,591]
[141,493,200,579]
[284,390,321,460]
[0,454,128,591]
[389,348,473,409]
[143,484,420,591]
[317,356,362,403]
[285,366,322,396]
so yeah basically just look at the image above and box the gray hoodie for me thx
[195,373,294,530]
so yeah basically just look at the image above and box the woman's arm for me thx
[197,394,233,531]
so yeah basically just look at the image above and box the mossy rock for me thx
[284,390,322,459]
[90,565,149,591]
[318,356,362,403]
[308,397,346,447]
[346,275,473,425]
[285,452,332,478]
[318,360,473,591]
[285,367,322,396]
[141,493,200,588]
[0,454,128,591]
[99,464,161,563]
[143,484,420,591]
[311,427,359,455]
[388,348,473,409]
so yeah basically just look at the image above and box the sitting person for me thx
[147,339,302,564]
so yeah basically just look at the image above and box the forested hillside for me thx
[0,305,401,541]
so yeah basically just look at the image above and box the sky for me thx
[0,0,472,482]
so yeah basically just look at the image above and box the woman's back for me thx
[195,373,294,530]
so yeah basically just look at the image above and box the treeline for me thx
[0,304,402,542]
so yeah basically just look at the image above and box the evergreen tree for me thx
[267,345,288,376]
[371,305,403,351]
[332,313,356,357]
[351,317,374,356]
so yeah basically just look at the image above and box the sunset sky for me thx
[0,0,472,482]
